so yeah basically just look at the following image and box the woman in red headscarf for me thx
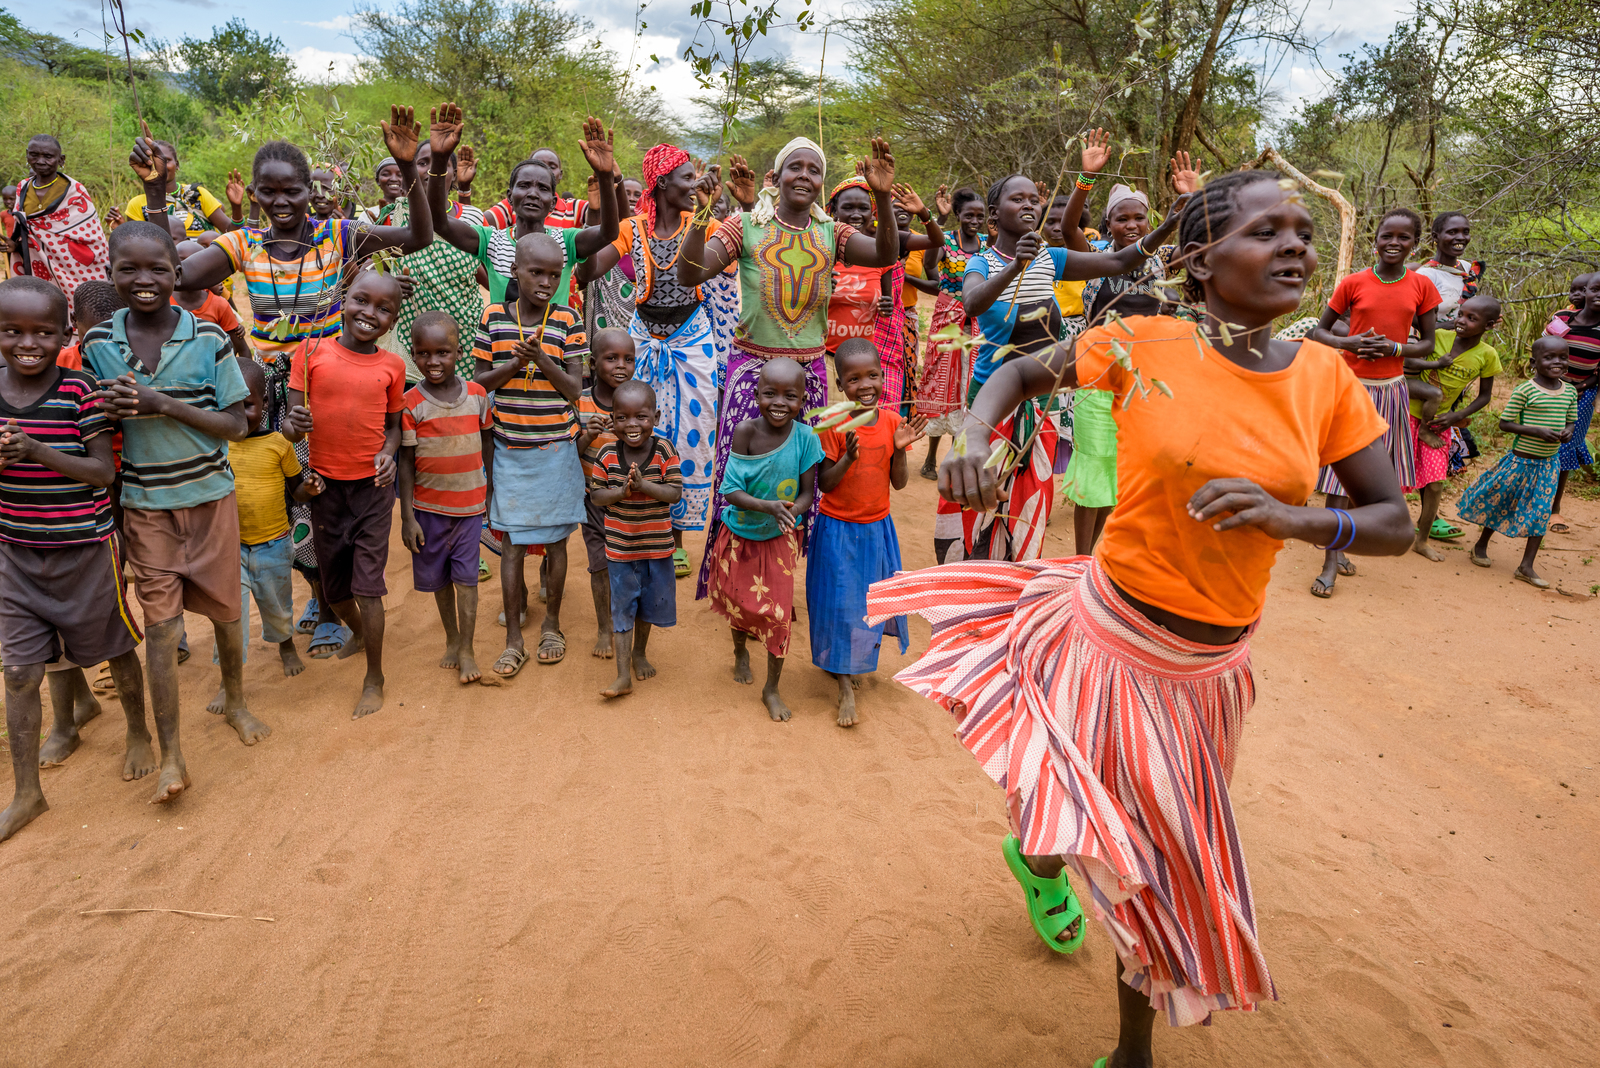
[583,144,753,576]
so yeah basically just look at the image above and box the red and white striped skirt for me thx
[866,556,1276,1026]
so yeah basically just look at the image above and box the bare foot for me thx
[149,763,189,804]
[592,633,614,659]
[353,680,384,719]
[280,645,306,677]
[38,727,80,767]
[223,704,272,745]
[1418,425,1444,449]
[457,653,481,685]
[600,672,632,699]
[632,653,656,681]
[73,695,102,727]
[1412,538,1444,562]
[0,792,49,842]
[732,646,753,684]
[763,689,791,722]
[440,643,460,670]
[122,733,157,781]
[206,688,225,714]
[837,686,857,728]
[336,632,366,660]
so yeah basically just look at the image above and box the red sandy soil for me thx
[0,475,1595,1067]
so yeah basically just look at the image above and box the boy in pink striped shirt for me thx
[399,312,494,685]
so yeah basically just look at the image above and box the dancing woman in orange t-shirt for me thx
[869,172,1413,1058]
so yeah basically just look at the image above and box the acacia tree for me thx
[162,19,296,110]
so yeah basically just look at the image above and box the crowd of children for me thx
[0,96,1595,1068]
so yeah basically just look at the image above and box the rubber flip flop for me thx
[309,622,352,659]
[492,646,529,678]
[1335,558,1357,577]
[1001,835,1086,954]
[296,598,320,634]
[1429,518,1464,540]
[1310,577,1333,598]
[673,547,691,579]
[1549,521,1571,534]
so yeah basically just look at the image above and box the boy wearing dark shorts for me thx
[82,222,258,805]
[283,269,407,719]
[574,327,636,659]
[399,311,493,685]
[0,277,148,843]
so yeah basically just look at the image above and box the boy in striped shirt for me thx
[85,222,261,806]
[400,312,493,685]
[0,278,147,843]
[591,381,681,698]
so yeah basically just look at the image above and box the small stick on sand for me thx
[81,908,275,922]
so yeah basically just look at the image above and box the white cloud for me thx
[299,16,353,32]
[291,46,361,83]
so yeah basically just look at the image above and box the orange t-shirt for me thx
[173,292,241,334]
[1074,317,1388,626]
[819,409,901,523]
[57,344,82,371]
[287,338,407,481]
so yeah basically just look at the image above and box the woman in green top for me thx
[424,104,618,309]
[679,135,901,598]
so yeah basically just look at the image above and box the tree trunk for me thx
[1170,0,1237,156]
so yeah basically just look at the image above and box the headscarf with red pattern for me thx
[640,143,691,233]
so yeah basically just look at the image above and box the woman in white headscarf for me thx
[679,136,902,598]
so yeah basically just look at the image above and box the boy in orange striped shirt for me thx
[400,312,494,685]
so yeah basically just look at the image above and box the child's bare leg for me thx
[436,585,462,668]
[1517,535,1546,584]
[453,585,480,683]
[632,621,655,680]
[1,663,50,842]
[499,542,528,666]
[731,629,753,684]
[343,595,385,718]
[211,617,270,743]
[39,668,102,765]
[1549,470,1571,527]
[1104,957,1158,1068]
[589,568,613,658]
[536,538,567,662]
[106,650,154,781]
[831,671,857,727]
[1412,379,1445,447]
[601,627,634,698]
[1412,483,1447,561]
[143,617,190,803]
[1471,526,1494,565]
[538,554,548,603]
[761,652,790,722]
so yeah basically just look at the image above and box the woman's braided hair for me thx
[252,140,312,188]
[1175,169,1286,304]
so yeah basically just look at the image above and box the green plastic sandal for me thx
[1429,518,1464,540]
[1002,834,1087,954]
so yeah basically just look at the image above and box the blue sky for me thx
[42,0,1405,126]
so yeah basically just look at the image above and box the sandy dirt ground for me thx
[0,470,1596,1067]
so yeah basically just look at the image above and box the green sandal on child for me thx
[1002,834,1087,954]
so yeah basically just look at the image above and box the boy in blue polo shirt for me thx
[83,221,258,805]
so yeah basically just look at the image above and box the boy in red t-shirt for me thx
[809,339,926,727]
[399,311,494,686]
[173,239,251,358]
[282,270,407,719]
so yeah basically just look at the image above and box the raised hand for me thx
[890,182,925,217]
[763,169,777,191]
[934,184,952,217]
[586,173,602,210]
[1170,150,1202,195]
[725,154,756,207]
[1079,127,1113,175]
[861,137,896,195]
[429,102,465,161]
[894,413,929,450]
[129,119,167,186]
[225,169,246,210]
[579,115,616,176]
[456,144,477,188]
[382,105,423,164]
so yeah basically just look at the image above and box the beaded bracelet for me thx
[1075,173,1097,191]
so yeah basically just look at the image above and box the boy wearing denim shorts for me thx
[219,358,324,692]
[399,311,493,685]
